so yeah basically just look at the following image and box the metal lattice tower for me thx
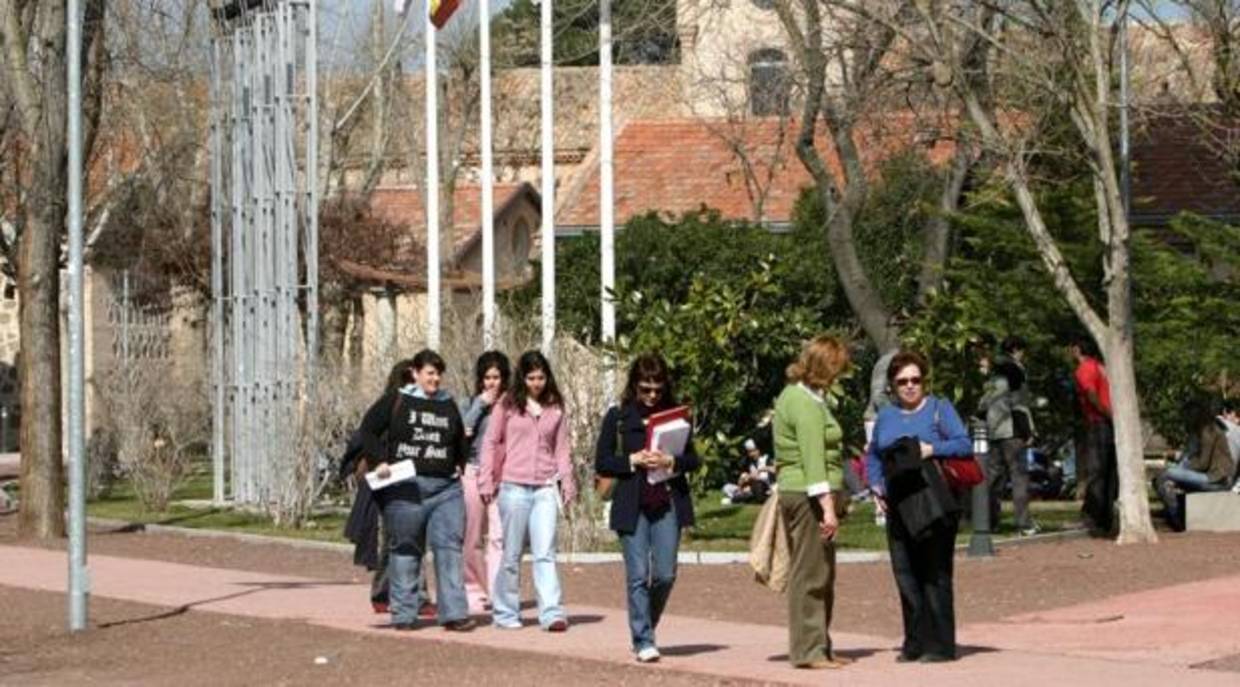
[208,0,319,506]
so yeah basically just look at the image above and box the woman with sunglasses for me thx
[772,335,852,670]
[594,353,700,663]
[864,350,972,663]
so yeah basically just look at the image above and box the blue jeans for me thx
[619,506,680,651]
[1154,464,1226,529]
[493,482,564,628]
[384,476,468,625]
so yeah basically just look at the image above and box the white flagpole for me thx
[539,0,555,354]
[599,0,615,403]
[425,2,441,350]
[480,0,496,349]
[67,0,89,633]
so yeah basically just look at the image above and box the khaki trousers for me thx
[778,490,837,665]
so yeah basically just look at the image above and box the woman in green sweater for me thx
[773,334,851,670]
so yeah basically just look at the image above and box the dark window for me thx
[748,48,789,117]
[750,0,776,10]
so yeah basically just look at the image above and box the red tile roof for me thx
[362,182,541,279]
[555,115,959,228]
[369,182,533,253]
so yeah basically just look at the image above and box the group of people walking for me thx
[349,348,577,633]
[344,347,699,663]
[343,335,985,667]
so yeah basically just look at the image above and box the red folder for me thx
[644,405,691,450]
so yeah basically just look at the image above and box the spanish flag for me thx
[393,0,460,28]
[429,0,461,28]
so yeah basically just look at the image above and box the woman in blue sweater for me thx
[865,350,971,663]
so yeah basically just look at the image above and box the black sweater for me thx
[359,389,468,501]
[594,403,700,535]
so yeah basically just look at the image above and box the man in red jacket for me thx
[1069,337,1116,536]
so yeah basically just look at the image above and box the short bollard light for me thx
[967,422,995,558]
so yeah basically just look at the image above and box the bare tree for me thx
[1,0,107,538]
[770,0,974,351]
[879,1,1158,541]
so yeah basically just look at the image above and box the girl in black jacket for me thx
[594,353,700,662]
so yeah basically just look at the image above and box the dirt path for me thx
[0,586,726,687]
[2,541,1238,687]
[5,516,1238,640]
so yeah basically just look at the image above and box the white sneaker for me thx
[636,646,661,663]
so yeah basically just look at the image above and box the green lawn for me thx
[88,470,348,544]
[681,496,1086,552]
[89,468,1087,553]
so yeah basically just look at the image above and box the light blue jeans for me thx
[1154,464,1226,528]
[384,476,468,625]
[619,506,680,652]
[492,482,564,628]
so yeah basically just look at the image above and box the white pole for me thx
[480,0,496,349]
[425,3,441,350]
[539,0,555,354]
[599,0,616,403]
[67,0,89,632]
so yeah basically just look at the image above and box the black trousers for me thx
[886,508,959,659]
[1081,421,1118,533]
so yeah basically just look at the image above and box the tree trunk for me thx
[16,207,65,535]
[6,0,70,539]
[17,154,67,540]
[776,0,900,351]
[916,142,972,304]
[821,197,899,351]
[347,294,365,374]
[1104,328,1155,543]
[320,303,348,363]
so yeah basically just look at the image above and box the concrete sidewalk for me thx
[1,544,1236,686]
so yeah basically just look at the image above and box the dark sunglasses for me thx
[894,376,923,388]
[637,383,665,396]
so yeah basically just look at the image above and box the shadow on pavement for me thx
[660,643,728,657]
[767,646,883,663]
[97,580,356,629]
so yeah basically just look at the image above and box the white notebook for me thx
[365,459,417,490]
[646,418,691,484]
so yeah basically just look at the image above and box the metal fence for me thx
[209,0,319,506]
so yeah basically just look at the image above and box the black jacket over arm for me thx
[881,436,960,540]
[595,403,700,534]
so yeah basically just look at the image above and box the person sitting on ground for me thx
[722,439,775,504]
[1154,401,1238,531]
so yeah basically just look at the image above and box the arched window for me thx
[748,48,789,116]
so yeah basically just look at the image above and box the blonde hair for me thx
[786,335,850,391]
